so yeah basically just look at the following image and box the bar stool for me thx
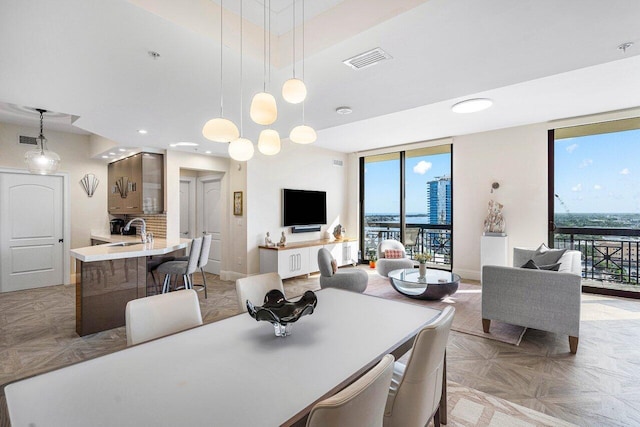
[174,234,212,298]
[157,237,202,293]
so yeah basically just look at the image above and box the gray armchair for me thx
[482,247,582,353]
[318,248,368,293]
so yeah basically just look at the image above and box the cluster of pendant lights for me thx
[202,0,316,162]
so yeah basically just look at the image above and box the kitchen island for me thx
[71,234,189,336]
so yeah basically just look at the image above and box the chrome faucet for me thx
[124,218,149,243]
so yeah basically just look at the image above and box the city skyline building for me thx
[426,175,451,224]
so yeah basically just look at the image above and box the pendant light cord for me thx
[263,0,266,92]
[301,0,305,124]
[220,0,224,116]
[292,0,296,78]
[239,0,244,134]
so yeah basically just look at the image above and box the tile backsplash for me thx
[123,214,166,239]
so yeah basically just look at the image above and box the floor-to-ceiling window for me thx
[550,117,640,295]
[360,144,452,270]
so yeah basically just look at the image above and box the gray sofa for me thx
[482,247,582,353]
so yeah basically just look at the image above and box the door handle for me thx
[58,238,64,243]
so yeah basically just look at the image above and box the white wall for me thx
[452,123,549,279]
[0,122,109,282]
[246,142,351,275]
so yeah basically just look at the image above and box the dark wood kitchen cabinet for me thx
[108,153,164,214]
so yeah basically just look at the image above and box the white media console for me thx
[259,239,358,279]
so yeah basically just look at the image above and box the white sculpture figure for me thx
[264,232,274,247]
[484,200,505,234]
[333,224,345,240]
[278,231,287,247]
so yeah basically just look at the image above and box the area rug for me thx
[362,271,527,346]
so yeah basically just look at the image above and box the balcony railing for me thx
[554,227,640,285]
[364,222,452,270]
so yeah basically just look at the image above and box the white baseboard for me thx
[453,268,481,282]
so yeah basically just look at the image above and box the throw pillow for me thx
[532,244,567,265]
[521,259,561,271]
[330,259,338,275]
[384,249,403,259]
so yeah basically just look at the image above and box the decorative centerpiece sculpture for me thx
[483,199,505,235]
[246,290,317,337]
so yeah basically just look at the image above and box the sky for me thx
[555,128,640,214]
[364,152,451,214]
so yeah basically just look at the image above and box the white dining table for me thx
[5,288,441,427]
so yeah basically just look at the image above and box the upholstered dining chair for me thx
[156,237,202,294]
[174,234,212,299]
[306,354,395,427]
[317,248,368,293]
[125,289,203,346]
[384,306,455,427]
[235,272,285,312]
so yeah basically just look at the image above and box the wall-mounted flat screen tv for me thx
[283,189,327,226]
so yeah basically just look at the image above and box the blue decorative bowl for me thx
[246,290,317,337]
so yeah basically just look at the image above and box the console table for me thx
[259,238,358,279]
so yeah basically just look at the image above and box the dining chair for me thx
[235,272,285,312]
[306,354,395,427]
[125,289,203,346]
[383,306,455,427]
[156,237,202,294]
[174,234,212,299]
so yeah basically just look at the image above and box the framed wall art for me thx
[233,191,243,216]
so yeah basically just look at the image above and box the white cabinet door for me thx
[308,245,321,273]
[277,248,309,279]
[342,241,358,266]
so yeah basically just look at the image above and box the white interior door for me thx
[199,178,222,275]
[0,173,64,292]
[179,178,195,238]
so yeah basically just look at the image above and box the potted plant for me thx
[367,248,377,269]
[414,252,431,278]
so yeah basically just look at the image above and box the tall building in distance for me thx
[426,175,451,224]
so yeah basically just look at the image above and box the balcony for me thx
[364,222,452,270]
[554,227,640,293]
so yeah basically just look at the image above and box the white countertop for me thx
[70,233,189,262]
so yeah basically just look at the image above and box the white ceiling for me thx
[0,0,639,159]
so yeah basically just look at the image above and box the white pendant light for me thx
[229,0,254,161]
[228,137,255,161]
[289,0,316,145]
[202,0,239,142]
[258,129,281,155]
[25,109,60,175]
[250,0,277,125]
[250,92,277,125]
[282,0,307,104]
[282,78,307,104]
[289,125,316,144]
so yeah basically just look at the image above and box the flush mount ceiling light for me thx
[24,109,61,175]
[203,0,240,143]
[451,98,493,114]
[137,129,148,134]
[250,0,278,125]
[336,106,352,115]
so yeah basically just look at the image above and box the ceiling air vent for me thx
[19,135,37,145]
[343,48,392,70]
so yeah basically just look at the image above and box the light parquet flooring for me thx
[1,267,640,426]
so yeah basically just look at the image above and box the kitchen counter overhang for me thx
[71,237,189,262]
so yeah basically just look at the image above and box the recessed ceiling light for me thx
[336,106,352,115]
[118,148,126,152]
[451,98,493,114]
[170,142,199,147]
[109,152,116,155]
[137,129,148,134]
[101,155,108,159]
[205,150,212,154]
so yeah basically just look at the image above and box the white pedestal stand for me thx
[481,234,508,281]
